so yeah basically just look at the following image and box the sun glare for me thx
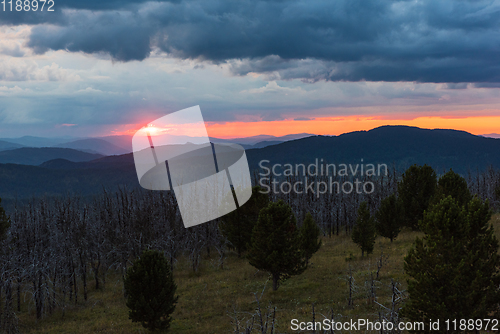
[146,124,161,136]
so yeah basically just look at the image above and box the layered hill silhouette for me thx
[0,148,103,165]
[0,140,24,151]
[0,136,72,148]
[0,163,137,204]
[1,126,499,201]
[211,133,314,146]
[0,133,307,157]
[244,125,500,173]
[54,138,130,155]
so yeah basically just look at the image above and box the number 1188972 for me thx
[2,0,54,11]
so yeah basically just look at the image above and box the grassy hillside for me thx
[19,214,500,334]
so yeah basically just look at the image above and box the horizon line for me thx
[0,120,500,141]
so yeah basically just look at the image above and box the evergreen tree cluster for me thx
[353,167,479,253]
[220,188,322,291]
[219,186,269,257]
[397,164,437,230]
[349,165,500,326]
[403,196,500,327]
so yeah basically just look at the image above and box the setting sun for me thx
[146,124,161,136]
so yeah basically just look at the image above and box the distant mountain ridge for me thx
[0,140,24,151]
[211,133,314,146]
[0,136,76,148]
[54,138,130,156]
[0,132,310,156]
[244,126,500,174]
[482,133,500,139]
[0,148,103,166]
[1,126,499,201]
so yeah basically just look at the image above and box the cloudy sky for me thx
[1,0,500,138]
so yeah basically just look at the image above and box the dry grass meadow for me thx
[17,213,500,334]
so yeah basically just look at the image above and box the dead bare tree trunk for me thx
[347,264,355,309]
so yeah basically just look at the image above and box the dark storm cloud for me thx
[0,9,66,25]
[59,0,181,10]
[28,11,155,61]
[21,0,500,82]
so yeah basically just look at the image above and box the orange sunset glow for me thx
[204,115,500,138]
[110,114,500,139]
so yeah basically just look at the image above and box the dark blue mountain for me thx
[1,126,499,201]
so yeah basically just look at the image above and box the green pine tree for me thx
[299,212,322,265]
[495,179,500,202]
[403,196,500,331]
[124,250,178,332]
[375,194,403,242]
[219,186,269,257]
[247,200,306,291]
[352,202,376,257]
[398,164,437,230]
[0,198,10,241]
[432,169,472,207]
